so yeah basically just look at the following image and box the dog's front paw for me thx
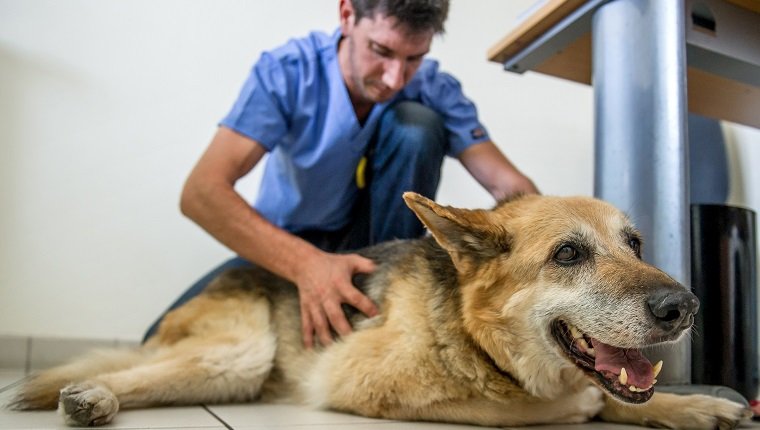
[58,381,119,427]
[650,394,751,430]
[559,385,605,424]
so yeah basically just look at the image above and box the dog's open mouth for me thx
[551,320,661,403]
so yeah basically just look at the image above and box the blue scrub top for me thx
[220,29,490,233]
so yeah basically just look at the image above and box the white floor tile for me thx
[102,406,224,429]
[102,406,226,429]
[234,422,490,430]
[2,377,224,430]
[195,402,760,429]
[504,423,648,430]
[0,370,26,392]
[227,415,667,429]
[0,406,225,430]
[0,409,70,430]
[0,370,27,411]
[207,403,390,427]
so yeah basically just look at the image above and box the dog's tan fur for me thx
[8,193,751,428]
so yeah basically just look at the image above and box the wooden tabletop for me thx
[488,0,760,129]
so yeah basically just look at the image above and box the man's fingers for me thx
[342,255,378,317]
[300,303,314,349]
[310,304,333,347]
[324,301,353,337]
[342,285,379,318]
[352,256,377,274]
[296,252,380,347]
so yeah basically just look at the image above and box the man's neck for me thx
[338,35,374,125]
[352,99,374,125]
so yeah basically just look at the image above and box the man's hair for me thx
[350,0,450,34]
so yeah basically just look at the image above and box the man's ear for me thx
[339,0,355,34]
[403,192,511,265]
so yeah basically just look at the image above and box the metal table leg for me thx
[592,0,691,385]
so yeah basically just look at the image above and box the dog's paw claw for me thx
[58,381,119,426]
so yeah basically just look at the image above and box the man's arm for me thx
[180,126,378,348]
[458,140,539,200]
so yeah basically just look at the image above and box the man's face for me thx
[339,10,433,104]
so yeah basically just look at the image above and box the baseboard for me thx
[0,335,139,374]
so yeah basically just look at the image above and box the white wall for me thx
[726,123,760,210]
[0,0,756,342]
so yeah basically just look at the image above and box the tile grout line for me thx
[202,404,234,430]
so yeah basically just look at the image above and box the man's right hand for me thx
[295,250,379,349]
[182,127,380,349]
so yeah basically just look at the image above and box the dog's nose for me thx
[647,288,700,333]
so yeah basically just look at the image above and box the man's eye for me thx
[371,45,391,57]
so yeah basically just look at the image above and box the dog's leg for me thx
[309,316,605,426]
[57,331,277,427]
[599,392,752,429]
[56,292,277,427]
[364,386,606,427]
[9,348,146,410]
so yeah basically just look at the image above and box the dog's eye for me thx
[554,245,580,264]
[628,237,642,257]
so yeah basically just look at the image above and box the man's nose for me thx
[382,59,405,91]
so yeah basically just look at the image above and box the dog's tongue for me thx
[591,339,654,388]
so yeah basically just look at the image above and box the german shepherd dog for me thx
[8,193,751,428]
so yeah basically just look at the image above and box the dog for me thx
[8,192,751,428]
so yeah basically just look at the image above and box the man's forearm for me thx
[180,178,321,284]
[458,141,539,200]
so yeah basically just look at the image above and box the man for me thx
[144,0,538,348]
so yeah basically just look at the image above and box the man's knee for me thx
[376,101,447,161]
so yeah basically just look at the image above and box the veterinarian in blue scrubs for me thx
[144,0,538,348]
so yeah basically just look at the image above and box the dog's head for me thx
[404,192,698,404]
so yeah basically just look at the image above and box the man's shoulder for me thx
[266,30,336,65]
[402,58,458,93]
[415,58,443,80]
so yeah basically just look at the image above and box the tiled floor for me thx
[1,369,758,430]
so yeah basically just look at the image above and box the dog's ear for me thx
[403,192,510,265]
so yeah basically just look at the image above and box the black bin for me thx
[691,204,758,400]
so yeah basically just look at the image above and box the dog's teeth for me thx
[653,360,663,378]
[569,326,583,339]
[587,347,595,357]
[627,384,653,393]
[576,338,590,351]
[619,367,628,385]
[652,378,658,386]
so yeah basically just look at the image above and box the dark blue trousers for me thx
[142,101,447,342]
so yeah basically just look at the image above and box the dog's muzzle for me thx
[647,288,700,336]
[552,284,699,404]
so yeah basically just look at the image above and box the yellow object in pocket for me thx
[356,156,368,189]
